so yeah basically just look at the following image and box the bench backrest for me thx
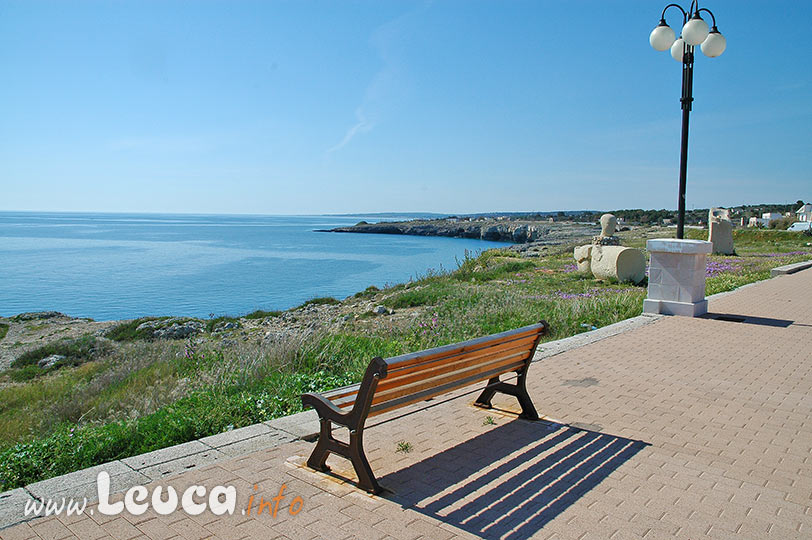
[325,322,548,418]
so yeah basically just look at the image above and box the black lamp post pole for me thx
[653,2,724,239]
[677,46,694,239]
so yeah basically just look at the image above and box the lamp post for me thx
[650,1,725,239]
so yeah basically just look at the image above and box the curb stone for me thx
[534,314,662,360]
[770,259,812,277]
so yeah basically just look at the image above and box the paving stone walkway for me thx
[2,269,811,539]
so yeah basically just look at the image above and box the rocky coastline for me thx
[0,299,410,372]
[320,218,600,244]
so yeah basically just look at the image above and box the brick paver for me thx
[3,269,811,539]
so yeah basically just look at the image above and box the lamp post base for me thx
[643,298,708,317]
[644,239,712,318]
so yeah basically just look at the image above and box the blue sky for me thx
[1,0,810,215]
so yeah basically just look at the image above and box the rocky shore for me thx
[0,297,417,372]
[321,218,600,244]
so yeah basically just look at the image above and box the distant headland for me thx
[318,216,599,244]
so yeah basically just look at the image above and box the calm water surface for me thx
[0,212,507,320]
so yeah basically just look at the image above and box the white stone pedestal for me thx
[643,239,713,317]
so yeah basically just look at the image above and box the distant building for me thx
[747,212,784,227]
[749,217,771,228]
[796,204,812,222]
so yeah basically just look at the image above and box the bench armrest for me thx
[302,392,350,424]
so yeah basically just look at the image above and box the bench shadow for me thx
[702,312,794,327]
[380,421,648,540]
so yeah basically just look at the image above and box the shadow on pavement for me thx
[381,421,648,540]
[702,313,794,327]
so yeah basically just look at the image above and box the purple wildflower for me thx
[526,287,629,301]
[705,260,742,277]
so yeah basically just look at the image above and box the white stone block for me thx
[646,239,713,254]
[645,239,711,317]
[643,299,708,317]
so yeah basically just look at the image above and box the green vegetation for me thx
[0,368,352,490]
[384,282,457,309]
[9,335,111,382]
[569,201,804,227]
[105,317,169,342]
[0,227,809,490]
[396,441,413,453]
[244,310,282,319]
[205,316,240,333]
[0,323,8,341]
[353,285,380,299]
[768,216,795,230]
[296,297,341,308]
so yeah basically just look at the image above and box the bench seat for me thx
[301,321,549,493]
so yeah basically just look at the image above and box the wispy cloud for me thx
[326,6,423,154]
[327,108,374,153]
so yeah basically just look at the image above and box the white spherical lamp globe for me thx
[671,37,686,62]
[701,29,726,57]
[682,14,709,45]
[650,22,676,51]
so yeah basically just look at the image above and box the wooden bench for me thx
[301,321,549,493]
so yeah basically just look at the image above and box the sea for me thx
[0,212,508,321]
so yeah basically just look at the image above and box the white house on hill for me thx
[797,204,812,222]
[748,212,786,228]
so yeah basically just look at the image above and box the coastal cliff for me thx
[322,218,600,244]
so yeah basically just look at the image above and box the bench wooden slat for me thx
[321,382,361,401]
[377,336,539,392]
[330,349,530,411]
[384,333,538,378]
[322,328,542,404]
[382,324,544,371]
[368,359,527,416]
[371,352,530,407]
[328,346,531,410]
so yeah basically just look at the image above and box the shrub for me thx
[296,297,340,309]
[353,286,380,299]
[11,335,110,369]
[768,216,794,230]
[105,317,168,342]
[244,310,281,320]
[0,323,8,341]
[205,316,240,333]
[384,283,455,309]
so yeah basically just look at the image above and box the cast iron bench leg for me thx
[474,368,539,421]
[349,428,381,494]
[307,418,333,472]
[305,417,382,494]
